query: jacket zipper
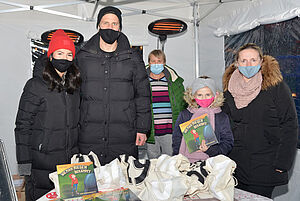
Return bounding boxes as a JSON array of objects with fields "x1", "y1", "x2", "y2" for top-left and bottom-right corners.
[{"x1": 64, "y1": 91, "x2": 70, "y2": 160}]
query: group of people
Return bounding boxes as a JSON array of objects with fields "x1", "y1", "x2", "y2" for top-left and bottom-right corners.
[{"x1": 14, "y1": 5, "x2": 298, "y2": 201}]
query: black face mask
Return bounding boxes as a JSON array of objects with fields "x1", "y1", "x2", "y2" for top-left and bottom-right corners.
[
  {"x1": 51, "y1": 58, "x2": 73, "y2": 73},
  {"x1": 99, "y1": 29, "x2": 120, "y2": 44}
]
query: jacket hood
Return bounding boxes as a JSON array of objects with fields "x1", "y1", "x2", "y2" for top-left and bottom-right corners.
[
  {"x1": 80, "y1": 31, "x2": 130, "y2": 55},
  {"x1": 32, "y1": 54, "x2": 47, "y2": 80},
  {"x1": 223, "y1": 55, "x2": 283, "y2": 91},
  {"x1": 210, "y1": 91, "x2": 224, "y2": 108}
]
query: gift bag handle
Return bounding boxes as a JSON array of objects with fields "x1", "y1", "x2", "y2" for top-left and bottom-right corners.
[
  {"x1": 70, "y1": 151, "x2": 101, "y2": 167},
  {"x1": 87, "y1": 151, "x2": 101, "y2": 168}
]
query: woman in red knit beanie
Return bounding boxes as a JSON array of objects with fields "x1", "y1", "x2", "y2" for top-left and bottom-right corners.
[{"x1": 15, "y1": 29, "x2": 81, "y2": 200}]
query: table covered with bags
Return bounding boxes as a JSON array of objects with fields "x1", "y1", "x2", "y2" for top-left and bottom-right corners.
[{"x1": 38, "y1": 153, "x2": 272, "y2": 201}]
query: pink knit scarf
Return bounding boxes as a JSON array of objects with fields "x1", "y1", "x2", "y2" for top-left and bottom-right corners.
[
  {"x1": 179, "y1": 106, "x2": 221, "y2": 163},
  {"x1": 228, "y1": 69, "x2": 262, "y2": 109}
]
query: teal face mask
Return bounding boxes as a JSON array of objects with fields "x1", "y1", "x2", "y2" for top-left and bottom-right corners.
[
  {"x1": 150, "y1": 64, "x2": 164, "y2": 75},
  {"x1": 238, "y1": 65, "x2": 261, "y2": 78}
]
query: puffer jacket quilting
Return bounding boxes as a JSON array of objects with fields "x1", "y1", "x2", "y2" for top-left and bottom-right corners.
[
  {"x1": 76, "y1": 32, "x2": 151, "y2": 165},
  {"x1": 15, "y1": 55, "x2": 80, "y2": 198}
]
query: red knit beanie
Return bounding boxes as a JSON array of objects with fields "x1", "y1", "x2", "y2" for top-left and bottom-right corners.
[{"x1": 47, "y1": 29, "x2": 75, "y2": 58}]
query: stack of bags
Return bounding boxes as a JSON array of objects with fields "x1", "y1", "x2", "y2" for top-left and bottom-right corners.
[{"x1": 49, "y1": 152, "x2": 237, "y2": 201}]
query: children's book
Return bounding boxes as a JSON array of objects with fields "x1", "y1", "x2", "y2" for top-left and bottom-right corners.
[
  {"x1": 57, "y1": 161, "x2": 98, "y2": 199},
  {"x1": 82, "y1": 188, "x2": 141, "y2": 201},
  {"x1": 179, "y1": 113, "x2": 218, "y2": 153}
]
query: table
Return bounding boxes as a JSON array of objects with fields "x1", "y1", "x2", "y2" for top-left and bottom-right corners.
[{"x1": 38, "y1": 187, "x2": 272, "y2": 201}]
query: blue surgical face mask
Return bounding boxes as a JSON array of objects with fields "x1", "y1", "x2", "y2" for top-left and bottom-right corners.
[
  {"x1": 238, "y1": 65, "x2": 261, "y2": 78},
  {"x1": 150, "y1": 64, "x2": 164, "y2": 75}
]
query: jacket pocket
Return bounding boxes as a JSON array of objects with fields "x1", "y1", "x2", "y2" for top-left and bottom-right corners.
[
  {"x1": 271, "y1": 168, "x2": 288, "y2": 184},
  {"x1": 35, "y1": 130, "x2": 49, "y2": 153}
]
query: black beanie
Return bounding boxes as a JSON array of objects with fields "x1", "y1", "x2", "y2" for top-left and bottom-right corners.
[{"x1": 96, "y1": 6, "x2": 122, "y2": 30}]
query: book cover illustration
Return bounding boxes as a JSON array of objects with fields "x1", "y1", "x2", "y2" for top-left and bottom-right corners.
[
  {"x1": 81, "y1": 188, "x2": 140, "y2": 201},
  {"x1": 57, "y1": 161, "x2": 98, "y2": 199},
  {"x1": 179, "y1": 114, "x2": 218, "y2": 153}
]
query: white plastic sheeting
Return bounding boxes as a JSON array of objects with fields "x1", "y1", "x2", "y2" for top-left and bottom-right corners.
[{"x1": 211, "y1": 0, "x2": 300, "y2": 36}]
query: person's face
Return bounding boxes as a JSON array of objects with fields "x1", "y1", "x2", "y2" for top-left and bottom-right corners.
[
  {"x1": 52, "y1": 49, "x2": 73, "y2": 61},
  {"x1": 237, "y1": 48, "x2": 262, "y2": 67},
  {"x1": 194, "y1": 87, "x2": 213, "y2": 100},
  {"x1": 98, "y1": 13, "x2": 120, "y2": 31},
  {"x1": 149, "y1": 54, "x2": 165, "y2": 65}
]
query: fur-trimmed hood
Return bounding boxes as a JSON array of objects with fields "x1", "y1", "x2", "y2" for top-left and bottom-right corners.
[
  {"x1": 210, "y1": 91, "x2": 224, "y2": 108},
  {"x1": 223, "y1": 55, "x2": 283, "y2": 91}
]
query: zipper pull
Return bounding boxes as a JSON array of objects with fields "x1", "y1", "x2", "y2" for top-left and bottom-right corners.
[{"x1": 38, "y1": 144, "x2": 42, "y2": 151}]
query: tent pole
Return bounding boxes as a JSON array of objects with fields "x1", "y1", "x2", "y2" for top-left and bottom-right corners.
[{"x1": 193, "y1": 2, "x2": 200, "y2": 78}]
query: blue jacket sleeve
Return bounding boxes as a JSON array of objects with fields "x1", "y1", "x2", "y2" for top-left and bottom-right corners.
[{"x1": 205, "y1": 112, "x2": 234, "y2": 157}]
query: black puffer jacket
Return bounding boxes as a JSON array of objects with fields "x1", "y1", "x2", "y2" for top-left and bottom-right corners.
[
  {"x1": 222, "y1": 55, "x2": 298, "y2": 186},
  {"x1": 15, "y1": 55, "x2": 80, "y2": 199},
  {"x1": 76, "y1": 32, "x2": 151, "y2": 165}
]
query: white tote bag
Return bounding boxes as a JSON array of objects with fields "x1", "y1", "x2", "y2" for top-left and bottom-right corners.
[
  {"x1": 70, "y1": 152, "x2": 127, "y2": 191},
  {"x1": 119, "y1": 154, "x2": 190, "y2": 201},
  {"x1": 204, "y1": 155, "x2": 237, "y2": 201},
  {"x1": 183, "y1": 155, "x2": 237, "y2": 201},
  {"x1": 96, "y1": 157, "x2": 127, "y2": 191},
  {"x1": 49, "y1": 151, "x2": 101, "y2": 197}
]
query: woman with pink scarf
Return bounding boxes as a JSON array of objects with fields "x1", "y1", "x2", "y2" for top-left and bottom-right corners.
[
  {"x1": 172, "y1": 76, "x2": 234, "y2": 163},
  {"x1": 222, "y1": 43, "x2": 298, "y2": 198}
]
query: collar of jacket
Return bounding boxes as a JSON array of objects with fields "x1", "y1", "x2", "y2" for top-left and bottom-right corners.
[
  {"x1": 33, "y1": 55, "x2": 68, "y2": 90},
  {"x1": 146, "y1": 64, "x2": 179, "y2": 82},
  {"x1": 80, "y1": 31, "x2": 131, "y2": 56},
  {"x1": 223, "y1": 55, "x2": 283, "y2": 91}
]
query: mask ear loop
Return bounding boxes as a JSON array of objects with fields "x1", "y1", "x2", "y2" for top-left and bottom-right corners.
[{"x1": 234, "y1": 61, "x2": 239, "y2": 69}]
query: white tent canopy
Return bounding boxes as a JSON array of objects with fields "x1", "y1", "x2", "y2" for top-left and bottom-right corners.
[
  {"x1": 0, "y1": 1, "x2": 299, "y2": 198},
  {"x1": 1, "y1": 0, "x2": 298, "y2": 83}
]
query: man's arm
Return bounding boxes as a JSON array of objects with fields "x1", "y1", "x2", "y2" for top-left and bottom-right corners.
[{"x1": 132, "y1": 50, "x2": 152, "y2": 141}]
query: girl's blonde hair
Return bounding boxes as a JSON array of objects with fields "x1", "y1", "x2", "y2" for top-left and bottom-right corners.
[{"x1": 183, "y1": 87, "x2": 198, "y2": 108}]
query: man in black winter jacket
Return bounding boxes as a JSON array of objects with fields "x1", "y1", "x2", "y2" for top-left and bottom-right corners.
[{"x1": 76, "y1": 6, "x2": 151, "y2": 165}]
